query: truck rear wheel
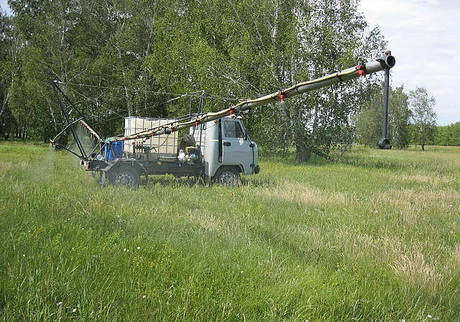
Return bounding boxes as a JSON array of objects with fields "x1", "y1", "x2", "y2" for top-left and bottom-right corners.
[
  {"x1": 213, "y1": 167, "x2": 240, "y2": 186},
  {"x1": 108, "y1": 166, "x2": 140, "y2": 188}
]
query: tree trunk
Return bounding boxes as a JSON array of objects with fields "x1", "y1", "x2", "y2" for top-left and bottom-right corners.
[{"x1": 295, "y1": 143, "x2": 311, "y2": 162}]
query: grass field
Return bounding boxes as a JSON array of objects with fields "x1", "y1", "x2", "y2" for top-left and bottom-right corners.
[{"x1": 1, "y1": 142, "x2": 458, "y2": 321}]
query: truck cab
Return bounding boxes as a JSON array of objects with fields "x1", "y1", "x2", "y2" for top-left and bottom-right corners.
[{"x1": 192, "y1": 117, "x2": 259, "y2": 183}]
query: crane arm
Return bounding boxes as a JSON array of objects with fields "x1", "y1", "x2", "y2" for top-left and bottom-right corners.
[{"x1": 105, "y1": 52, "x2": 395, "y2": 143}]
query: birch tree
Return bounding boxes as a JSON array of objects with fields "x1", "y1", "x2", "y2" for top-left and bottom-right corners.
[{"x1": 409, "y1": 87, "x2": 437, "y2": 151}]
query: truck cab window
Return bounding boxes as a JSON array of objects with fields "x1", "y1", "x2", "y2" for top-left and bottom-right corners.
[{"x1": 223, "y1": 121, "x2": 245, "y2": 139}]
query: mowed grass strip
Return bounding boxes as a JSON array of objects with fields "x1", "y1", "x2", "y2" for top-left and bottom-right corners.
[{"x1": 1, "y1": 142, "x2": 458, "y2": 321}]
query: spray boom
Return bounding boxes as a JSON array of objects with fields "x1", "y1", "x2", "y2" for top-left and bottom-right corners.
[
  {"x1": 52, "y1": 52, "x2": 395, "y2": 158},
  {"x1": 105, "y1": 52, "x2": 395, "y2": 143}
]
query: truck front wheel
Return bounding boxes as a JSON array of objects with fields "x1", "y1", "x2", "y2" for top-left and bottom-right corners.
[
  {"x1": 108, "y1": 166, "x2": 140, "y2": 188},
  {"x1": 213, "y1": 167, "x2": 240, "y2": 186}
]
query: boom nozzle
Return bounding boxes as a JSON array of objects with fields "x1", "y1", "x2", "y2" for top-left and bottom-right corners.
[{"x1": 378, "y1": 51, "x2": 396, "y2": 69}]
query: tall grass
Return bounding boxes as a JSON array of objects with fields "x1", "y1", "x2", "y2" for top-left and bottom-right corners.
[{"x1": 1, "y1": 142, "x2": 459, "y2": 321}]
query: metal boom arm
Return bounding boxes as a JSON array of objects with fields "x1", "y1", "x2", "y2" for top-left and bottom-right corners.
[{"x1": 106, "y1": 52, "x2": 395, "y2": 143}]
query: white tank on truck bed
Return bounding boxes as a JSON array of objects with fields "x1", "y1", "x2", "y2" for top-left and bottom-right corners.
[{"x1": 124, "y1": 117, "x2": 178, "y2": 157}]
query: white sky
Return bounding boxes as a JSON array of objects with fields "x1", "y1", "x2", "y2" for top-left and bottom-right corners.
[
  {"x1": 0, "y1": 0, "x2": 7, "y2": 14},
  {"x1": 1, "y1": 0, "x2": 458, "y2": 125},
  {"x1": 360, "y1": 0, "x2": 460, "y2": 125}
]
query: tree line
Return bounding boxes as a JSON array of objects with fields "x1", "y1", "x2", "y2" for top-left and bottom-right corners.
[
  {"x1": 0, "y1": 0, "x2": 453, "y2": 160},
  {"x1": 355, "y1": 85, "x2": 447, "y2": 150},
  {"x1": 431, "y1": 123, "x2": 460, "y2": 146}
]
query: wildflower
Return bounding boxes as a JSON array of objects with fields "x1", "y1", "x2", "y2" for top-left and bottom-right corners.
[
  {"x1": 137, "y1": 246, "x2": 141, "y2": 250},
  {"x1": 72, "y1": 308, "x2": 77, "y2": 313},
  {"x1": 56, "y1": 301, "x2": 63, "y2": 306}
]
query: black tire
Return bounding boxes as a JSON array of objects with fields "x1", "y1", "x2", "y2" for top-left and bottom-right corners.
[
  {"x1": 108, "y1": 166, "x2": 140, "y2": 188},
  {"x1": 213, "y1": 167, "x2": 240, "y2": 186}
]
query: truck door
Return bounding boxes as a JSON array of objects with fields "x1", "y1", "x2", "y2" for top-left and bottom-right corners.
[{"x1": 221, "y1": 119, "x2": 254, "y2": 173}]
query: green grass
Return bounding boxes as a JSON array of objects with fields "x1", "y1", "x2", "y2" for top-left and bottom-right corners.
[{"x1": 1, "y1": 142, "x2": 459, "y2": 321}]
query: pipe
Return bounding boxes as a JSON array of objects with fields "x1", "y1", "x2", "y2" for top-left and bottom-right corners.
[
  {"x1": 107, "y1": 52, "x2": 396, "y2": 143},
  {"x1": 378, "y1": 51, "x2": 394, "y2": 149}
]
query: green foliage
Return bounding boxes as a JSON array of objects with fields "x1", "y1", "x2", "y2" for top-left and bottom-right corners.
[
  {"x1": 2, "y1": 0, "x2": 390, "y2": 160},
  {"x1": 354, "y1": 84, "x2": 382, "y2": 146},
  {"x1": 409, "y1": 87, "x2": 437, "y2": 151},
  {"x1": 1, "y1": 143, "x2": 459, "y2": 320},
  {"x1": 0, "y1": 11, "x2": 15, "y2": 138},
  {"x1": 433, "y1": 122, "x2": 460, "y2": 146},
  {"x1": 389, "y1": 86, "x2": 410, "y2": 149},
  {"x1": 355, "y1": 84, "x2": 410, "y2": 149}
]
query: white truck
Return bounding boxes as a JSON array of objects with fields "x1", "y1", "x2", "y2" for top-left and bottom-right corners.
[
  {"x1": 51, "y1": 52, "x2": 395, "y2": 187},
  {"x1": 100, "y1": 115, "x2": 259, "y2": 186}
]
